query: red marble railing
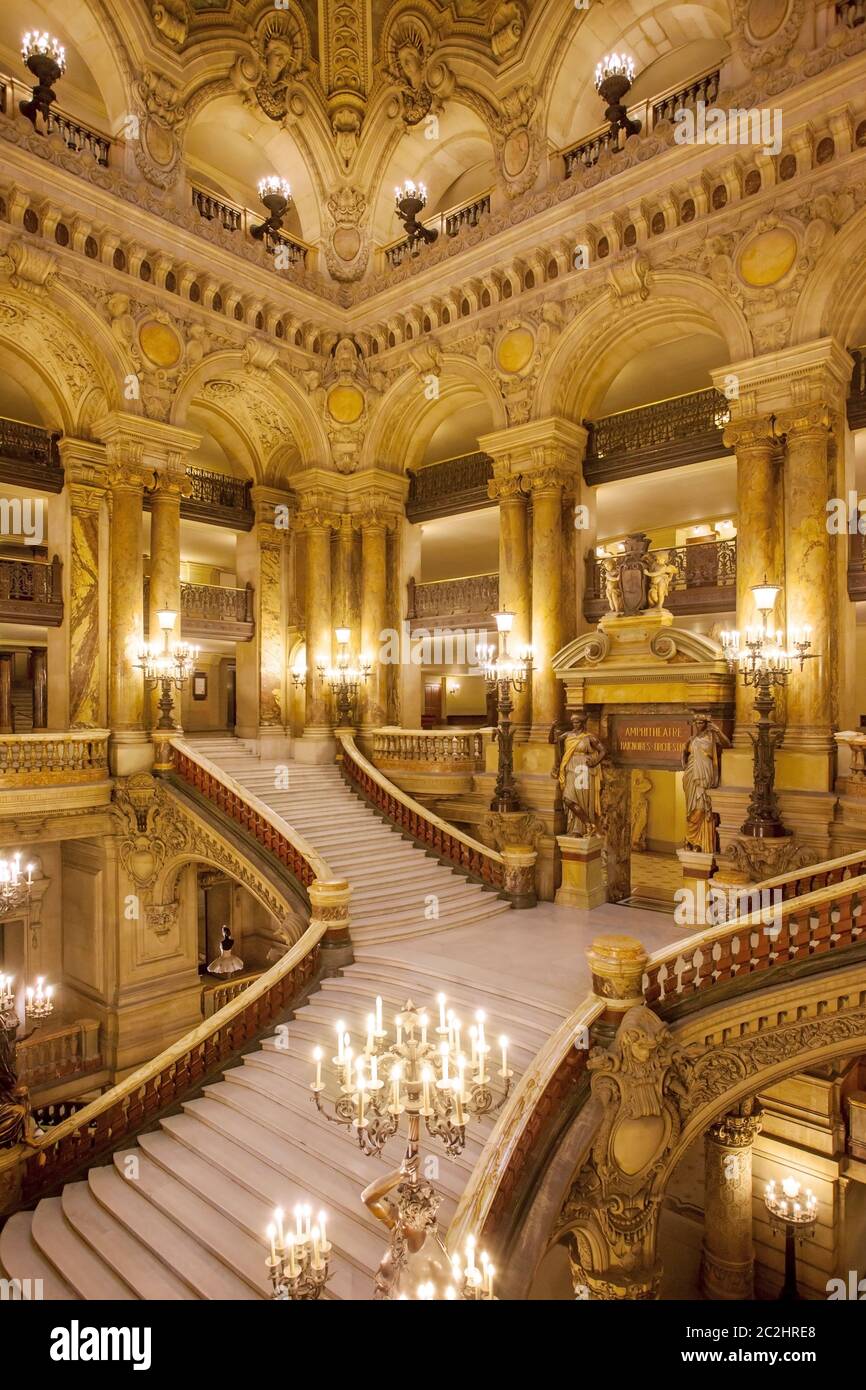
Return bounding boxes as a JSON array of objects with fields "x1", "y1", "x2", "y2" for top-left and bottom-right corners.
[
  {"x1": 338, "y1": 732, "x2": 505, "y2": 890},
  {"x1": 171, "y1": 743, "x2": 331, "y2": 888},
  {"x1": 644, "y1": 873, "x2": 866, "y2": 1006},
  {"x1": 21, "y1": 936, "x2": 320, "y2": 1202},
  {"x1": 752, "y1": 847, "x2": 866, "y2": 900}
]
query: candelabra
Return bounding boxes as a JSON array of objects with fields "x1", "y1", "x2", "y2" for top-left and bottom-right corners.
[
  {"x1": 25, "y1": 976, "x2": 54, "y2": 1022},
  {"x1": 311, "y1": 993, "x2": 509, "y2": 1298},
  {"x1": 135, "y1": 609, "x2": 199, "y2": 731},
  {"x1": 721, "y1": 580, "x2": 814, "y2": 838},
  {"x1": 594, "y1": 52, "x2": 641, "y2": 144},
  {"x1": 251, "y1": 176, "x2": 292, "y2": 248},
  {"x1": 394, "y1": 181, "x2": 438, "y2": 253},
  {"x1": 265, "y1": 1202, "x2": 332, "y2": 1300},
  {"x1": 764, "y1": 1176, "x2": 817, "y2": 1301},
  {"x1": 20, "y1": 31, "x2": 66, "y2": 125},
  {"x1": 0, "y1": 852, "x2": 34, "y2": 918},
  {"x1": 316, "y1": 625, "x2": 371, "y2": 727},
  {"x1": 480, "y1": 610, "x2": 533, "y2": 813}
]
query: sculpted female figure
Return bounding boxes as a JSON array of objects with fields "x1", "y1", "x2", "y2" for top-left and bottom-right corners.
[
  {"x1": 682, "y1": 714, "x2": 731, "y2": 853},
  {"x1": 550, "y1": 712, "x2": 607, "y2": 836}
]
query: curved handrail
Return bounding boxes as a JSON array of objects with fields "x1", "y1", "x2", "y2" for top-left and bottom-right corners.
[
  {"x1": 750, "y1": 847, "x2": 866, "y2": 897},
  {"x1": 20, "y1": 918, "x2": 326, "y2": 1197},
  {"x1": 337, "y1": 731, "x2": 505, "y2": 887},
  {"x1": 448, "y1": 995, "x2": 604, "y2": 1250},
  {"x1": 170, "y1": 736, "x2": 335, "y2": 886}
]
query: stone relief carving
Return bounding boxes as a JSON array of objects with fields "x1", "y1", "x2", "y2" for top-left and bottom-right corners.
[
  {"x1": 488, "y1": 82, "x2": 542, "y2": 199},
  {"x1": 151, "y1": 0, "x2": 189, "y2": 48},
  {"x1": 133, "y1": 69, "x2": 188, "y2": 189},
  {"x1": 300, "y1": 335, "x2": 387, "y2": 473},
  {"x1": 229, "y1": 8, "x2": 310, "y2": 123},
  {"x1": 324, "y1": 187, "x2": 370, "y2": 283},
  {"x1": 384, "y1": 13, "x2": 455, "y2": 127}
]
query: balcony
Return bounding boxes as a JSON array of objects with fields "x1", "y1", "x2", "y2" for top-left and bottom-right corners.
[
  {"x1": 0, "y1": 72, "x2": 110, "y2": 166},
  {"x1": 189, "y1": 184, "x2": 311, "y2": 268},
  {"x1": 0, "y1": 729, "x2": 109, "y2": 790},
  {"x1": 16, "y1": 1017, "x2": 103, "y2": 1095},
  {"x1": 407, "y1": 572, "x2": 499, "y2": 630},
  {"x1": 584, "y1": 537, "x2": 737, "y2": 620},
  {"x1": 584, "y1": 388, "x2": 733, "y2": 486},
  {"x1": 406, "y1": 452, "x2": 494, "y2": 522},
  {"x1": 145, "y1": 466, "x2": 254, "y2": 531},
  {"x1": 0, "y1": 554, "x2": 63, "y2": 625},
  {"x1": 0, "y1": 417, "x2": 63, "y2": 492},
  {"x1": 562, "y1": 67, "x2": 721, "y2": 178},
  {"x1": 144, "y1": 578, "x2": 255, "y2": 642},
  {"x1": 381, "y1": 190, "x2": 493, "y2": 269}
]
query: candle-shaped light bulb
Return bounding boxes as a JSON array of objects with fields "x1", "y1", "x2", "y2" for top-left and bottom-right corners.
[
  {"x1": 313, "y1": 1046, "x2": 323, "y2": 1091},
  {"x1": 440, "y1": 1040, "x2": 450, "y2": 1086},
  {"x1": 274, "y1": 1207, "x2": 285, "y2": 1249},
  {"x1": 267, "y1": 1222, "x2": 277, "y2": 1264},
  {"x1": 375, "y1": 995, "x2": 383, "y2": 1034},
  {"x1": 319, "y1": 1210, "x2": 329, "y2": 1251},
  {"x1": 419, "y1": 1011, "x2": 428, "y2": 1045},
  {"x1": 499, "y1": 1034, "x2": 509, "y2": 1077},
  {"x1": 336, "y1": 1021, "x2": 345, "y2": 1062},
  {"x1": 365, "y1": 1013, "x2": 375, "y2": 1055},
  {"x1": 437, "y1": 992, "x2": 447, "y2": 1031}
]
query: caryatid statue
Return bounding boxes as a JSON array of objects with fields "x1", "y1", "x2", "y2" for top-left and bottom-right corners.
[
  {"x1": 549, "y1": 712, "x2": 607, "y2": 837},
  {"x1": 681, "y1": 713, "x2": 731, "y2": 854}
]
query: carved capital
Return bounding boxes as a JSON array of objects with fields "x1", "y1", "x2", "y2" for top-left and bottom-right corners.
[
  {"x1": 706, "y1": 1098, "x2": 763, "y2": 1149},
  {"x1": 722, "y1": 415, "x2": 777, "y2": 454},
  {"x1": 292, "y1": 507, "x2": 342, "y2": 534},
  {"x1": 774, "y1": 403, "x2": 832, "y2": 442},
  {"x1": 487, "y1": 473, "x2": 526, "y2": 503}
]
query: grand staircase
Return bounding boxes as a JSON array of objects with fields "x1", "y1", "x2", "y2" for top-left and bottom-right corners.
[{"x1": 0, "y1": 735, "x2": 569, "y2": 1300}]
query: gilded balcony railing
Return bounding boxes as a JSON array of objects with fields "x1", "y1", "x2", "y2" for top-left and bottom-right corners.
[
  {"x1": 0, "y1": 555, "x2": 63, "y2": 625},
  {"x1": 143, "y1": 578, "x2": 254, "y2": 639},
  {"x1": 406, "y1": 451, "x2": 494, "y2": 521},
  {"x1": 584, "y1": 537, "x2": 736, "y2": 618},
  {"x1": 585, "y1": 387, "x2": 733, "y2": 483},
  {"x1": 407, "y1": 573, "x2": 499, "y2": 623},
  {"x1": 0, "y1": 730, "x2": 109, "y2": 785}
]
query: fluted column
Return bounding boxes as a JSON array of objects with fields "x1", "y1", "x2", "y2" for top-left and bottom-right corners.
[
  {"x1": 723, "y1": 417, "x2": 785, "y2": 734},
  {"x1": 776, "y1": 404, "x2": 836, "y2": 758},
  {"x1": 489, "y1": 471, "x2": 531, "y2": 732},
  {"x1": 148, "y1": 467, "x2": 187, "y2": 729},
  {"x1": 700, "y1": 1101, "x2": 762, "y2": 1300},
  {"x1": 357, "y1": 502, "x2": 396, "y2": 731}
]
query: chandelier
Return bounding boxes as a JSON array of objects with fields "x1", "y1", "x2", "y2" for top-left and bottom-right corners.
[
  {"x1": 20, "y1": 31, "x2": 66, "y2": 125},
  {"x1": 479, "y1": 610, "x2": 533, "y2": 813},
  {"x1": 394, "y1": 180, "x2": 438, "y2": 253},
  {"x1": 594, "y1": 52, "x2": 641, "y2": 144},
  {"x1": 25, "y1": 976, "x2": 54, "y2": 1021},
  {"x1": 251, "y1": 176, "x2": 292, "y2": 249},
  {"x1": 764, "y1": 1175, "x2": 817, "y2": 1300},
  {"x1": 266, "y1": 1202, "x2": 332, "y2": 1300},
  {"x1": 311, "y1": 993, "x2": 509, "y2": 1299},
  {"x1": 135, "y1": 610, "x2": 199, "y2": 730},
  {"x1": 720, "y1": 579, "x2": 814, "y2": 838},
  {"x1": 316, "y1": 625, "x2": 371, "y2": 726},
  {"x1": 0, "y1": 853, "x2": 35, "y2": 917}
]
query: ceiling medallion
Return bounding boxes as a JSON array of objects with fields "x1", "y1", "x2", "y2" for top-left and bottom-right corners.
[
  {"x1": 138, "y1": 319, "x2": 183, "y2": 369},
  {"x1": 737, "y1": 226, "x2": 798, "y2": 287},
  {"x1": 496, "y1": 326, "x2": 535, "y2": 374}
]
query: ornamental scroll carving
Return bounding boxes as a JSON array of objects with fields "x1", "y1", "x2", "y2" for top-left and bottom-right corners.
[{"x1": 229, "y1": 7, "x2": 310, "y2": 123}]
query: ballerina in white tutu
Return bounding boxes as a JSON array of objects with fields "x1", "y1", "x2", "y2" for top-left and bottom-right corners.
[{"x1": 207, "y1": 925, "x2": 244, "y2": 976}]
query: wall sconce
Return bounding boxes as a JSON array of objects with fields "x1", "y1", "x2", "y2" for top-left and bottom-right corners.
[{"x1": 20, "y1": 31, "x2": 66, "y2": 125}]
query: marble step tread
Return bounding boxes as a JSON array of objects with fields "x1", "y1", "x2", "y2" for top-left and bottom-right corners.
[
  {"x1": 351, "y1": 951, "x2": 568, "y2": 1026},
  {"x1": 0, "y1": 1214, "x2": 78, "y2": 1299},
  {"x1": 62, "y1": 1182, "x2": 198, "y2": 1301},
  {"x1": 94, "y1": 1156, "x2": 267, "y2": 1299},
  {"x1": 143, "y1": 1117, "x2": 383, "y2": 1278},
  {"x1": 334, "y1": 961, "x2": 560, "y2": 1031},
  {"x1": 31, "y1": 1197, "x2": 137, "y2": 1301}
]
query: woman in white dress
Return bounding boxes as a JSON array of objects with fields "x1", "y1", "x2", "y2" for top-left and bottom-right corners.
[{"x1": 207, "y1": 925, "x2": 244, "y2": 976}]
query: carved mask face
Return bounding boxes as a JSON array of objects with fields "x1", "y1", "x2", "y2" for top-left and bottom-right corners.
[{"x1": 398, "y1": 43, "x2": 424, "y2": 88}]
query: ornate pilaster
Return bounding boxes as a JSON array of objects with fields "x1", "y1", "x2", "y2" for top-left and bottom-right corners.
[
  {"x1": 293, "y1": 503, "x2": 341, "y2": 758},
  {"x1": 488, "y1": 468, "x2": 531, "y2": 733},
  {"x1": 355, "y1": 499, "x2": 398, "y2": 732},
  {"x1": 700, "y1": 1100, "x2": 763, "y2": 1301},
  {"x1": 58, "y1": 439, "x2": 109, "y2": 731}
]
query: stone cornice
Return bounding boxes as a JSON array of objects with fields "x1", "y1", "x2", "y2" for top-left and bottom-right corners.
[
  {"x1": 712, "y1": 338, "x2": 854, "y2": 418},
  {"x1": 94, "y1": 411, "x2": 201, "y2": 466}
]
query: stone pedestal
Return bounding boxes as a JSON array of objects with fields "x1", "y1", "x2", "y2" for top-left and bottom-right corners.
[
  {"x1": 676, "y1": 847, "x2": 716, "y2": 924},
  {"x1": 586, "y1": 934, "x2": 648, "y2": 1013},
  {"x1": 556, "y1": 833, "x2": 605, "y2": 909},
  {"x1": 309, "y1": 878, "x2": 353, "y2": 969},
  {"x1": 700, "y1": 1101, "x2": 763, "y2": 1300},
  {"x1": 501, "y1": 844, "x2": 538, "y2": 909}
]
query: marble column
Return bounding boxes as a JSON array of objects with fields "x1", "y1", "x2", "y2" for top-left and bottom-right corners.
[
  {"x1": 107, "y1": 457, "x2": 155, "y2": 773},
  {"x1": 30, "y1": 648, "x2": 47, "y2": 729},
  {"x1": 358, "y1": 505, "x2": 393, "y2": 731},
  {"x1": 293, "y1": 508, "x2": 339, "y2": 760},
  {"x1": 490, "y1": 472, "x2": 531, "y2": 732},
  {"x1": 776, "y1": 405, "x2": 836, "y2": 758},
  {"x1": 700, "y1": 1101, "x2": 762, "y2": 1300},
  {"x1": 148, "y1": 468, "x2": 186, "y2": 728},
  {"x1": 723, "y1": 417, "x2": 785, "y2": 734},
  {"x1": 56, "y1": 441, "x2": 109, "y2": 731},
  {"x1": 0, "y1": 654, "x2": 12, "y2": 733},
  {"x1": 528, "y1": 470, "x2": 568, "y2": 737}
]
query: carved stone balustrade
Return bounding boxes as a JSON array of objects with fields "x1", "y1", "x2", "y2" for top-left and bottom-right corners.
[
  {"x1": 584, "y1": 387, "x2": 733, "y2": 485},
  {"x1": 0, "y1": 555, "x2": 63, "y2": 625},
  {"x1": 563, "y1": 66, "x2": 721, "y2": 178},
  {"x1": 383, "y1": 190, "x2": 493, "y2": 266},
  {"x1": 16, "y1": 1018, "x2": 102, "y2": 1091},
  {"x1": 406, "y1": 452, "x2": 494, "y2": 522},
  {"x1": 836, "y1": 731, "x2": 866, "y2": 797},
  {"x1": 407, "y1": 572, "x2": 499, "y2": 630},
  {"x1": 373, "y1": 727, "x2": 489, "y2": 770},
  {"x1": 144, "y1": 578, "x2": 255, "y2": 641},
  {"x1": 0, "y1": 730, "x2": 109, "y2": 787},
  {"x1": 585, "y1": 538, "x2": 736, "y2": 619},
  {"x1": 201, "y1": 970, "x2": 264, "y2": 1019}
]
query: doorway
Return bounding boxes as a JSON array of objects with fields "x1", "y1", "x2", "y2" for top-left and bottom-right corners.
[{"x1": 627, "y1": 766, "x2": 684, "y2": 909}]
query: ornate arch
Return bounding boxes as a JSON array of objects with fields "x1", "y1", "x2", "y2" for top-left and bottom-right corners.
[
  {"x1": 791, "y1": 200, "x2": 866, "y2": 348},
  {"x1": 535, "y1": 271, "x2": 752, "y2": 423},
  {"x1": 361, "y1": 351, "x2": 507, "y2": 472}
]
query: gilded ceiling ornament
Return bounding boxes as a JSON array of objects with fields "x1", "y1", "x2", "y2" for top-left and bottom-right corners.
[
  {"x1": 133, "y1": 69, "x2": 188, "y2": 190},
  {"x1": 488, "y1": 82, "x2": 541, "y2": 198},
  {"x1": 301, "y1": 335, "x2": 386, "y2": 473},
  {"x1": 384, "y1": 13, "x2": 455, "y2": 127},
  {"x1": 322, "y1": 0, "x2": 371, "y2": 167},
  {"x1": 731, "y1": 0, "x2": 808, "y2": 70},
  {"x1": 151, "y1": 0, "x2": 189, "y2": 48},
  {"x1": 229, "y1": 8, "x2": 309, "y2": 123},
  {"x1": 487, "y1": 0, "x2": 526, "y2": 61},
  {"x1": 324, "y1": 186, "x2": 370, "y2": 282}
]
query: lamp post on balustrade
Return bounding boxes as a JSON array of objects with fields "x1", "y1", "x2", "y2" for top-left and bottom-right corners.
[{"x1": 480, "y1": 610, "x2": 533, "y2": 813}]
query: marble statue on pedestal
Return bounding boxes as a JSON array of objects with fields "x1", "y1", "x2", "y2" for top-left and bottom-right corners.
[
  {"x1": 549, "y1": 713, "x2": 607, "y2": 835},
  {"x1": 682, "y1": 714, "x2": 731, "y2": 853}
]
